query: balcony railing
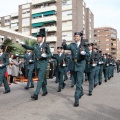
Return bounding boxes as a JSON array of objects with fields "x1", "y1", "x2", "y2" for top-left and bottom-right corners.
[
  {"x1": 32, "y1": 0, "x2": 57, "y2": 5},
  {"x1": 32, "y1": 6, "x2": 57, "y2": 14}
]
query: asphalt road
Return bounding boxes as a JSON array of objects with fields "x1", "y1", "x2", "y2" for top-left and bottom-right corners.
[{"x1": 0, "y1": 72, "x2": 120, "y2": 120}]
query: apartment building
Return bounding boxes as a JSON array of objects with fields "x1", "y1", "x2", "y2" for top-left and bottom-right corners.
[
  {"x1": 117, "y1": 38, "x2": 120, "y2": 60},
  {"x1": 0, "y1": 0, "x2": 94, "y2": 52},
  {"x1": 94, "y1": 27, "x2": 117, "y2": 59}
]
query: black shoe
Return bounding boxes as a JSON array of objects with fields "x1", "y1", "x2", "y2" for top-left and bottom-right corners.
[
  {"x1": 31, "y1": 94, "x2": 38, "y2": 100},
  {"x1": 88, "y1": 92, "x2": 92, "y2": 96},
  {"x1": 29, "y1": 86, "x2": 34, "y2": 88},
  {"x1": 105, "y1": 80, "x2": 107, "y2": 82},
  {"x1": 99, "y1": 82, "x2": 101, "y2": 85},
  {"x1": 3, "y1": 90, "x2": 10, "y2": 94},
  {"x1": 62, "y1": 83, "x2": 66, "y2": 89},
  {"x1": 79, "y1": 93, "x2": 84, "y2": 99},
  {"x1": 74, "y1": 103, "x2": 79, "y2": 107},
  {"x1": 71, "y1": 85, "x2": 74, "y2": 88},
  {"x1": 24, "y1": 86, "x2": 29, "y2": 90},
  {"x1": 94, "y1": 84, "x2": 97, "y2": 88},
  {"x1": 55, "y1": 81, "x2": 58, "y2": 83},
  {"x1": 42, "y1": 92, "x2": 48, "y2": 96},
  {"x1": 108, "y1": 77, "x2": 110, "y2": 80},
  {"x1": 57, "y1": 89, "x2": 61, "y2": 92}
]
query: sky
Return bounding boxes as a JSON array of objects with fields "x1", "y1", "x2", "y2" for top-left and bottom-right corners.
[{"x1": 0, "y1": 0, "x2": 120, "y2": 38}]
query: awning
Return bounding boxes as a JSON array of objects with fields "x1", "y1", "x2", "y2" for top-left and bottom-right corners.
[
  {"x1": 43, "y1": 20, "x2": 56, "y2": 24},
  {"x1": 32, "y1": 13, "x2": 42, "y2": 18},
  {"x1": 32, "y1": 22, "x2": 43, "y2": 28},
  {"x1": 32, "y1": 33, "x2": 37, "y2": 37},
  {"x1": 43, "y1": 10, "x2": 55, "y2": 16}
]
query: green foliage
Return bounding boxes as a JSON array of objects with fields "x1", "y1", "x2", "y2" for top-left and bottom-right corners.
[{"x1": 2, "y1": 38, "x2": 37, "y2": 55}]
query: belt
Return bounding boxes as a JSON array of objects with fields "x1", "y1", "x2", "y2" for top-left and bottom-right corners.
[
  {"x1": 72, "y1": 59, "x2": 82, "y2": 63},
  {"x1": 36, "y1": 58, "x2": 47, "y2": 61}
]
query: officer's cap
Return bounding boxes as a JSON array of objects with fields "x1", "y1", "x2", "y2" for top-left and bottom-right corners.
[
  {"x1": 57, "y1": 46, "x2": 63, "y2": 49},
  {"x1": 87, "y1": 43, "x2": 93, "y2": 47},
  {"x1": 37, "y1": 28, "x2": 46, "y2": 38},
  {"x1": 74, "y1": 31, "x2": 83, "y2": 36}
]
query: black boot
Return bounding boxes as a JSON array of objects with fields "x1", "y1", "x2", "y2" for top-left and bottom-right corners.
[
  {"x1": 42, "y1": 92, "x2": 48, "y2": 96},
  {"x1": 31, "y1": 94, "x2": 38, "y2": 100}
]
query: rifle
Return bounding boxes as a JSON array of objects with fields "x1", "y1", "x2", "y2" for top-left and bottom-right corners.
[
  {"x1": 40, "y1": 28, "x2": 48, "y2": 53},
  {"x1": 80, "y1": 31, "x2": 84, "y2": 51}
]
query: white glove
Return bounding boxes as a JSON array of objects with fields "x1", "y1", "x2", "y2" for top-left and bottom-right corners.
[
  {"x1": 20, "y1": 41, "x2": 25, "y2": 45},
  {"x1": 107, "y1": 64, "x2": 109, "y2": 66},
  {"x1": 102, "y1": 61, "x2": 104, "y2": 64},
  {"x1": 99, "y1": 61, "x2": 102, "y2": 64},
  {"x1": 81, "y1": 51, "x2": 86, "y2": 55},
  {"x1": 41, "y1": 53, "x2": 47, "y2": 58},
  {"x1": 63, "y1": 64, "x2": 66, "y2": 67},
  {"x1": 16, "y1": 54, "x2": 19, "y2": 56},
  {"x1": 92, "y1": 63, "x2": 97, "y2": 67},
  {"x1": 0, "y1": 64, "x2": 3, "y2": 67},
  {"x1": 29, "y1": 60, "x2": 33, "y2": 62}
]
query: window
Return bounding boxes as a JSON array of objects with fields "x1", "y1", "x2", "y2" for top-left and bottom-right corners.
[
  {"x1": 5, "y1": 19, "x2": 10, "y2": 23},
  {"x1": 11, "y1": 23, "x2": 18, "y2": 27},
  {"x1": 22, "y1": 27, "x2": 29, "y2": 32},
  {"x1": 62, "y1": 10, "x2": 72, "y2": 17},
  {"x1": 22, "y1": 18, "x2": 30, "y2": 24},
  {"x1": 106, "y1": 44, "x2": 109, "y2": 46},
  {"x1": 106, "y1": 48, "x2": 109, "y2": 51},
  {"x1": 62, "y1": 31, "x2": 72, "y2": 40},
  {"x1": 62, "y1": 0, "x2": 72, "y2": 6}
]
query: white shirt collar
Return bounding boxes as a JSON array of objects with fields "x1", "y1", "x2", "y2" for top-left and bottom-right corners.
[
  {"x1": 76, "y1": 41, "x2": 81, "y2": 47},
  {"x1": 38, "y1": 41, "x2": 44, "y2": 46}
]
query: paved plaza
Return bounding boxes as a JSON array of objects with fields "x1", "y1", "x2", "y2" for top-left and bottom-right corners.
[{"x1": 0, "y1": 72, "x2": 120, "y2": 120}]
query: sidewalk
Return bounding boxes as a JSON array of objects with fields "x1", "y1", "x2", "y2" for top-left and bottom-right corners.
[{"x1": 0, "y1": 72, "x2": 120, "y2": 120}]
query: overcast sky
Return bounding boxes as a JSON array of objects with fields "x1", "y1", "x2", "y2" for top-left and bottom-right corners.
[{"x1": 0, "y1": 0, "x2": 120, "y2": 38}]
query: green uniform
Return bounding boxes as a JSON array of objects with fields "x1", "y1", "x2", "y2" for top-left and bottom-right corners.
[
  {"x1": 98, "y1": 54, "x2": 104, "y2": 84},
  {"x1": 0, "y1": 53, "x2": 10, "y2": 92},
  {"x1": 103, "y1": 57, "x2": 109, "y2": 81},
  {"x1": 22, "y1": 43, "x2": 52, "y2": 95},
  {"x1": 63, "y1": 43, "x2": 87, "y2": 104},
  {"x1": 18, "y1": 53, "x2": 35, "y2": 87},
  {"x1": 86, "y1": 51, "x2": 98, "y2": 94},
  {"x1": 52, "y1": 53, "x2": 67, "y2": 91}
]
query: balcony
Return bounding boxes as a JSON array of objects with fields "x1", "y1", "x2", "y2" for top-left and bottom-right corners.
[
  {"x1": 11, "y1": 12, "x2": 18, "y2": 17},
  {"x1": 32, "y1": 6, "x2": 57, "y2": 14},
  {"x1": 32, "y1": 16, "x2": 57, "y2": 24},
  {"x1": 22, "y1": 13, "x2": 30, "y2": 18},
  {"x1": 62, "y1": 5, "x2": 72, "y2": 11},
  {"x1": 11, "y1": 19, "x2": 18, "y2": 24},
  {"x1": 22, "y1": 22, "x2": 30, "y2": 27},
  {"x1": 32, "y1": 0, "x2": 57, "y2": 5},
  {"x1": 62, "y1": 26, "x2": 72, "y2": 31},
  {"x1": 111, "y1": 45, "x2": 116, "y2": 49},
  {"x1": 32, "y1": 26, "x2": 57, "y2": 33},
  {"x1": 47, "y1": 36, "x2": 57, "y2": 42},
  {"x1": 62, "y1": 16, "x2": 72, "y2": 21},
  {"x1": 11, "y1": 26, "x2": 18, "y2": 30}
]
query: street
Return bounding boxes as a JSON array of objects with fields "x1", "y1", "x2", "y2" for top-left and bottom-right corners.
[{"x1": 0, "y1": 72, "x2": 120, "y2": 120}]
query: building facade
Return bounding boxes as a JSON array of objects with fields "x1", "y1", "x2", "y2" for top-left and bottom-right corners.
[
  {"x1": 117, "y1": 38, "x2": 120, "y2": 60},
  {"x1": 0, "y1": 0, "x2": 94, "y2": 52},
  {"x1": 94, "y1": 27, "x2": 117, "y2": 59}
]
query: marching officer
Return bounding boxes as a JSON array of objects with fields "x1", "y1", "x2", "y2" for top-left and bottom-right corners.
[
  {"x1": 16, "y1": 50, "x2": 35, "y2": 90},
  {"x1": 98, "y1": 50, "x2": 104, "y2": 85},
  {"x1": 86, "y1": 43, "x2": 98, "y2": 96},
  {"x1": 52, "y1": 46, "x2": 66, "y2": 92},
  {"x1": 0, "y1": 45, "x2": 10, "y2": 94},
  {"x1": 62, "y1": 32, "x2": 87, "y2": 107},
  {"x1": 17, "y1": 31, "x2": 52, "y2": 100}
]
